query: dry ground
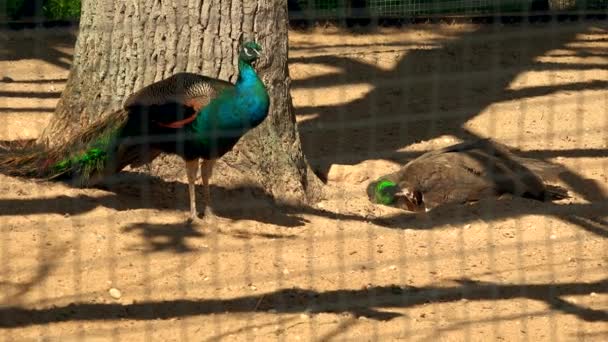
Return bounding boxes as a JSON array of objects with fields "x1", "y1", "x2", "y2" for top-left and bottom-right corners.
[{"x1": 1, "y1": 21, "x2": 607, "y2": 341}]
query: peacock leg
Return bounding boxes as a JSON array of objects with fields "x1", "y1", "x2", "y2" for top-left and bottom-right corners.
[
  {"x1": 185, "y1": 159, "x2": 199, "y2": 221},
  {"x1": 200, "y1": 158, "x2": 217, "y2": 218}
]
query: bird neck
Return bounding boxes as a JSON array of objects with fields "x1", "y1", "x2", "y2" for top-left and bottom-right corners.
[
  {"x1": 234, "y1": 58, "x2": 269, "y2": 126},
  {"x1": 236, "y1": 59, "x2": 261, "y2": 88}
]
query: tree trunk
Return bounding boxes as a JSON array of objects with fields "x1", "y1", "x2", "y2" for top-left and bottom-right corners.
[{"x1": 37, "y1": 0, "x2": 323, "y2": 204}]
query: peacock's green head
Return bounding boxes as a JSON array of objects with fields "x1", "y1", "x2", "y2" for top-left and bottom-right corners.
[
  {"x1": 367, "y1": 179, "x2": 400, "y2": 205},
  {"x1": 239, "y1": 41, "x2": 262, "y2": 64},
  {"x1": 366, "y1": 178, "x2": 425, "y2": 212}
]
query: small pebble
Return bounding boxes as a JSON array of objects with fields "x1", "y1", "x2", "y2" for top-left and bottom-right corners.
[
  {"x1": 108, "y1": 288, "x2": 122, "y2": 299},
  {"x1": 1, "y1": 76, "x2": 14, "y2": 82},
  {"x1": 549, "y1": 234, "x2": 557, "y2": 240},
  {"x1": 358, "y1": 316, "x2": 367, "y2": 320},
  {"x1": 299, "y1": 313, "x2": 310, "y2": 319},
  {"x1": 464, "y1": 224, "x2": 471, "y2": 229},
  {"x1": 282, "y1": 268, "x2": 290, "y2": 275},
  {"x1": 590, "y1": 292, "x2": 597, "y2": 297},
  {"x1": 388, "y1": 265, "x2": 397, "y2": 271},
  {"x1": 267, "y1": 309, "x2": 277, "y2": 313}
]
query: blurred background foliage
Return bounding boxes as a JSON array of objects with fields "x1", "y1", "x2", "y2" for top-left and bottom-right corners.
[{"x1": 1, "y1": 0, "x2": 81, "y2": 20}]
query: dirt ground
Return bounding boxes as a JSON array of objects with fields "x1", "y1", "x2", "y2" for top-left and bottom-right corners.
[{"x1": 1, "y1": 21, "x2": 607, "y2": 341}]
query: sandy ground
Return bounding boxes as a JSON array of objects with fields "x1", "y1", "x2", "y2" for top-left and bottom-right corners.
[{"x1": 1, "y1": 21, "x2": 607, "y2": 341}]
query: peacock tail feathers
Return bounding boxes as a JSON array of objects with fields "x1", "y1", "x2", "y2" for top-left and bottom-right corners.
[{"x1": 0, "y1": 109, "x2": 129, "y2": 186}]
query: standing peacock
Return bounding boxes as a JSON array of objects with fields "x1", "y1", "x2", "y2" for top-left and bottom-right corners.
[
  {"x1": 0, "y1": 41, "x2": 270, "y2": 221},
  {"x1": 367, "y1": 139, "x2": 569, "y2": 212}
]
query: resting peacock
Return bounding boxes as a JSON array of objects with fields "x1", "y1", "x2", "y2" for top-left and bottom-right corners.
[
  {"x1": 0, "y1": 41, "x2": 270, "y2": 221},
  {"x1": 367, "y1": 139, "x2": 569, "y2": 212}
]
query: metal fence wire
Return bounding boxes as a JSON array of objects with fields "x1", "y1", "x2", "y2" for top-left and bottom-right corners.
[
  {"x1": 0, "y1": 2, "x2": 607, "y2": 342},
  {"x1": 289, "y1": 0, "x2": 608, "y2": 18}
]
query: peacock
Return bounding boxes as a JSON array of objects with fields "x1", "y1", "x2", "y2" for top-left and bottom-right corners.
[
  {"x1": 367, "y1": 139, "x2": 569, "y2": 212},
  {"x1": 0, "y1": 41, "x2": 270, "y2": 221}
]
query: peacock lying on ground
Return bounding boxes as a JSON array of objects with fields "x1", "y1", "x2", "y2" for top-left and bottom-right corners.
[
  {"x1": 367, "y1": 139, "x2": 569, "y2": 212},
  {"x1": 0, "y1": 41, "x2": 270, "y2": 221}
]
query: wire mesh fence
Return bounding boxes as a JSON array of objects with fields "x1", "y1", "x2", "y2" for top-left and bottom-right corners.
[
  {"x1": 289, "y1": 0, "x2": 608, "y2": 19},
  {"x1": 0, "y1": 1, "x2": 607, "y2": 341}
]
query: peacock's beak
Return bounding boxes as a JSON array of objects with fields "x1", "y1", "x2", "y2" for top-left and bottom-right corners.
[
  {"x1": 393, "y1": 189, "x2": 426, "y2": 212},
  {"x1": 393, "y1": 191, "x2": 407, "y2": 202}
]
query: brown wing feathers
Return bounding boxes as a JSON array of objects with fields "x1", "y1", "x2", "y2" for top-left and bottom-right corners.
[
  {"x1": 123, "y1": 72, "x2": 232, "y2": 129},
  {"x1": 375, "y1": 139, "x2": 569, "y2": 211}
]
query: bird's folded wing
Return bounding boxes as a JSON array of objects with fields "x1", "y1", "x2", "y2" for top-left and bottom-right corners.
[{"x1": 123, "y1": 72, "x2": 233, "y2": 129}]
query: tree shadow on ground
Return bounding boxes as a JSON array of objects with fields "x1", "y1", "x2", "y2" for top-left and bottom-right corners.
[
  {"x1": 120, "y1": 219, "x2": 299, "y2": 255},
  {"x1": 371, "y1": 196, "x2": 608, "y2": 238},
  {"x1": 0, "y1": 168, "x2": 606, "y2": 242},
  {"x1": 0, "y1": 172, "x2": 310, "y2": 228},
  {"x1": 0, "y1": 28, "x2": 76, "y2": 70},
  {"x1": 0, "y1": 28, "x2": 74, "y2": 117},
  {"x1": 0, "y1": 245, "x2": 66, "y2": 306},
  {"x1": 291, "y1": 20, "x2": 608, "y2": 205},
  {"x1": 0, "y1": 172, "x2": 307, "y2": 254},
  {"x1": 122, "y1": 221, "x2": 206, "y2": 254},
  {"x1": 0, "y1": 107, "x2": 56, "y2": 113},
  {"x1": 0, "y1": 277, "x2": 605, "y2": 328}
]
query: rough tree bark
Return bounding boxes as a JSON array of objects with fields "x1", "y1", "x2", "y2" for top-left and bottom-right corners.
[{"x1": 37, "y1": 0, "x2": 323, "y2": 204}]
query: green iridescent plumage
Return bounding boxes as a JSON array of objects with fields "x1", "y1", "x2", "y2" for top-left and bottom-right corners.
[
  {"x1": 52, "y1": 147, "x2": 106, "y2": 179},
  {"x1": 0, "y1": 107, "x2": 127, "y2": 185},
  {"x1": 373, "y1": 179, "x2": 398, "y2": 205}
]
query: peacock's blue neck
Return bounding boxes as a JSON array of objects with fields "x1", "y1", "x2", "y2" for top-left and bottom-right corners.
[
  {"x1": 190, "y1": 58, "x2": 269, "y2": 139},
  {"x1": 235, "y1": 58, "x2": 269, "y2": 124},
  {"x1": 236, "y1": 59, "x2": 261, "y2": 88}
]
